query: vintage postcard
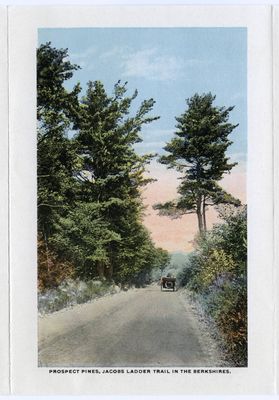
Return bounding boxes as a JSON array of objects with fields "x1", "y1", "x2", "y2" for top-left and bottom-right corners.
[
  {"x1": 7, "y1": 5, "x2": 275, "y2": 395},
  {"x1": 37, "y1": 25, "x2": 247, "y2": 368}
]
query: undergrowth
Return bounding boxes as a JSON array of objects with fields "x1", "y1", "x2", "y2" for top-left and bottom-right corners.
[
  {"x1": 38, "y1": 279, "x2": 119, "y2": 315},
  {"x1": 178, "y1": 205, "x2": 247, "y2": 366}
]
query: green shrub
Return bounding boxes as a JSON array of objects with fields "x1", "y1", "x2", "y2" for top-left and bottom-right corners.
[
  {"x1": 180, "y1": 205, "x2": 247, "y2": 366},
  {"x1": 213, "y1": 278, "x2": 247, "y2": 366},
  {"x1": 197, "y1": 249, "x2": 236, "y2": 290}
]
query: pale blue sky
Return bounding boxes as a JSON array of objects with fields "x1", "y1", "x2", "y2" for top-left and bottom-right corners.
[{"x1": 39, "y1": 28, "x2": 247, "y2": 165}]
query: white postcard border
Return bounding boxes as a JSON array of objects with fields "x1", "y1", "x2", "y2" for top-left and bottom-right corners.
[
  {"x1": 0, "y1": 5, "x2": 10, "y2": 395},
  {"x1": 273, "y1": 5, "x2": 279, "y2": 393}
]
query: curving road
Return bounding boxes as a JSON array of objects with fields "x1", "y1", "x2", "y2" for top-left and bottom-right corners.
[{"x1": 38, "y1": 285, "x2": 222, "y2": 367}]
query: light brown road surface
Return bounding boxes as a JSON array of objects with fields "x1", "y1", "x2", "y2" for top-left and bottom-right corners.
[{"x1": 38, "y1": 285, "x2": 222, "y2": 367}]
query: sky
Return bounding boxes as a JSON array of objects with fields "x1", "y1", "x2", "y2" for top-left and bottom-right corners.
[{"x1": 39, "y1": 27, "x2": 247, "y2": 252}]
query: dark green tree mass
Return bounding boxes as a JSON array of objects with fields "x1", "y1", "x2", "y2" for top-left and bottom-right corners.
[
  {"x1": 154, "y1": 93, "x2": 240, "y2": 233},
  {"x1": 37, "y1": 42, "x2": 166, "y2": 288},
  {"x1": 37, "y1": 42, "x2": 81, "y2": 240},
  {"x1": 72, "y1": 80, "x2": 160, "y2": 280}
]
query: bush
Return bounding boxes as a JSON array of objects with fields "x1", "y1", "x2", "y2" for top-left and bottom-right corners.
[
  {"x1": 213, "y1": 278, "x2": 247, "y2": 366},
  {"x1": 177, "y1": 253, "x2": 200, "y2": 288},
  {"x1": 38, "y1": 279, "x2": 118, "y2": 314},
  {"x1": 179, "y1": 205, "x2": 247, "y2": 366},
  {"x1": 197, "y1": 249, "x2": 236, "y2": 290}
]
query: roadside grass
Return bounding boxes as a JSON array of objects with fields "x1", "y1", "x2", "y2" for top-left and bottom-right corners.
[{"x1": 38, "y1": 279, "x2": 120, "y2": 315}]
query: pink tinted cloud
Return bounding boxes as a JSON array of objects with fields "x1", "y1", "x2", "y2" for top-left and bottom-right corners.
[{"x1": 141, "y1": 162, "x2": 246, "y2": 252}]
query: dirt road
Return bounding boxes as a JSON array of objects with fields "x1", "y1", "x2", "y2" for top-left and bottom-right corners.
[{"x1": 38, "y1": 285, "x2": 222, "y2": 367}]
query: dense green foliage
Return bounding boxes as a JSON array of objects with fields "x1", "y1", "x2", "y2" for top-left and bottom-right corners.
[
  {"x1": 154, "y1": 93, "x2": 240, "y2": 233},
  {"x1": 178, "y1": 205, "x2": 247, "y2": 366},
  {"x1": 37, "y1": 42, "x2": 81, "y2": 239},
  {"x1": 37, "y1": 43, "x2": 167, "y2": 289}
]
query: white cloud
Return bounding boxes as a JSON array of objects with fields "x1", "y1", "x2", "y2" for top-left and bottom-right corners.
[
  {"x1": 120, "y1": 48, "x2": 184, "y2": 81},
  {"x1": 227, "y1": 152, "x2": 247, "y2": 173},
  {"x1": 141, "y1": 128, "x2": 174, "y2": 141},
  {"x1": 99, "y1": 46, "x2": 127, "y2": 60},
  {"x1": 134, "y1": 141, "x2": 166, "y2": 155},
  {"x1": 71, "y1": 45, "x2": 209, "y2": 82},
  {"x1": 71, "y1": 46, "x2": 97, "y2": 60},
  {"x1": 185, "y1": 58, "x2": 213, "y2": 68},
  {"x1": 228, "y1": 152, "x2": 246, "y2": 162},
  {"x1": 133, "y1": 129, "x2": 174, "y2": 154},
  {"x1": 230, "y1": 92, "x2": 245, "y2": 102},
  {"x1": 70, "y1": 46, "x2": 97, "y2": 69}
]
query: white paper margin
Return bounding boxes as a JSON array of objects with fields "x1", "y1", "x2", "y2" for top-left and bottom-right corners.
[
  {"x1": 9, "y1": 5, "x2": 274, "y2": 395},
  {"x1": 0, "y1": 5, "x2": 10, "y2": 395},
  {"x1": 273, "y1": 5, "x2": 279, "y2": 394}
]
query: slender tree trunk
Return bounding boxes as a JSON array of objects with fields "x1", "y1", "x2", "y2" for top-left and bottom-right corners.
[
  {"x1": 197, "y1": 212, "x2": 203, "y2": 233},
  {"x1": 196, "y1": 196, "x2": 204, "y2": 233},
  {"x1": 202, "y1": 197, "x2": 207, "y2": 232}
]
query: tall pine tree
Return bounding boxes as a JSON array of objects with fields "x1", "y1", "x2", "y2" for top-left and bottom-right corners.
[
  {"x1": 37, "y1": 42, "x2": 81, "y2": 240},
  {"x1": 154, "y1": 93, "x2": 240, "y2": 233},
  {"x1": 73, "y1": 80, "x2": 160, "y2": 281}
]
